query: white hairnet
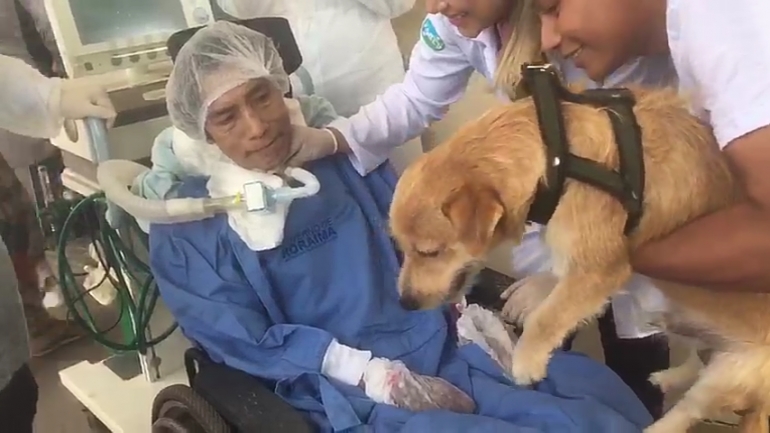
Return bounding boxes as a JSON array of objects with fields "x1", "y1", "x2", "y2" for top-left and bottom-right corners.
[{"x1": 166, "y1": 20, "x2": 291, "y2": 140}]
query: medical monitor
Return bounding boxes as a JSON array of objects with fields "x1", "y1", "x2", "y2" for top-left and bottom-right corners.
[{"x1": 45, "y1": 0, "x2": 215, "y2": 79}]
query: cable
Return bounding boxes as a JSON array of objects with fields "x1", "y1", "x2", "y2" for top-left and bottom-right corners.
[{"x1": 56, "y1": 192, "x2": 177, "y2": 353}]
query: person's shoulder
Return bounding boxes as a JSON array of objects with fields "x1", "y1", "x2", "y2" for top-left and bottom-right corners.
[
  {"x1": 672, "y1": 0, "x2": 769, "y2": 42},
  {"x1": 671, "y1": 0, "x2": 770, "y2": 146},
  {"x1": 420, "y1": 13, "x2": 464, "y2": 50},
  {"x1": 148, "y1": 176, "x2": 221, "y2": 240},
  {"x1": 296, "y1": 94, "x2": 338, "y2": 128}
]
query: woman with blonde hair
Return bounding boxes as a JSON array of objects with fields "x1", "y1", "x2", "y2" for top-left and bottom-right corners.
[{"x1": 284, "y1": 0, "x2": 676, "y2": 419}]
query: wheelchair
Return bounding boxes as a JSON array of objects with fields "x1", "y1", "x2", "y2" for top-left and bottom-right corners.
[{"x1": 149, "y1": 17, "x2": 516, "y2": 432}]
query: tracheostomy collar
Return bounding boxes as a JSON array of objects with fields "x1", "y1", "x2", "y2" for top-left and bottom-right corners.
[
  {"x1": 238, "y1": 167, "x2": 320, "y2": 214},
  {"x1": 172, "y1": 98, "x2": 321, "y2": 251}
]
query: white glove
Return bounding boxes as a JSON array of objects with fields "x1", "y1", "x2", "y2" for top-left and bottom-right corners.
[
  {"x1": 57, "y1": 78, "x2": 116, "y2": 122},
  {"x1": 284, "y1": 126, "x2": 340, "y2": 168}
]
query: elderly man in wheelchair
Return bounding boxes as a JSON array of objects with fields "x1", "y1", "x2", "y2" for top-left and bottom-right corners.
[{"x1": 137, "y1": 20, "x2": 655, "y2": 433}]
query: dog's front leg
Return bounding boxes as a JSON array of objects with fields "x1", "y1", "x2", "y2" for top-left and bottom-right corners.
[{"x1": 510, "y1": 265, "x2": 631, "y2": 385}]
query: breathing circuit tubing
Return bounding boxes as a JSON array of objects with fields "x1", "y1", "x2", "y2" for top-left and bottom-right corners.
[{"x1": 54, "y1": 118, "x2": 177, "y2": 353}]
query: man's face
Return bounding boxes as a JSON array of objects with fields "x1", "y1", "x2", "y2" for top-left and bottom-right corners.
[
  {"x1": 426, "y1": 0, "x2": 514, "y2": 38},
  {"x1": 535, "y1": 0, "x2": 650, "y2": 81},
  {"x1": 204, "y1": 77, "x2": 292, "y2": 171}
]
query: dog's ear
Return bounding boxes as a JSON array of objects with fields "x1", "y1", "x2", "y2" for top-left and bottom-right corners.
[{"x1": 441, "y1": 184, "x2": 504, "y2": 254}]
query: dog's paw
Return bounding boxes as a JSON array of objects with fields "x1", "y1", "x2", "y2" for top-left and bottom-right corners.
[
  {"x1": 500, "y1": 273, "x2": 557, "y2": 326},
  {"x1": 643, "y1": 419, "x2": 681, "y2": 433},
  {"x1": 648, "y1": 369, "x2": 683, "y2": 394},
  {"x1": 510, "y1": 342, "x2": 550, "y2": 386}
]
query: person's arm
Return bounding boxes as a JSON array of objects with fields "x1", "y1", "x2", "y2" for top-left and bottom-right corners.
[
  {"x1": 632, "y1": 0, "x2": 770, "y2": 292},
  {"x1": 354, "y1": 0, "x2": 416, "y2": 18},
  {"x1": 0, "y1": 55, "x2": 115, "y2": 139},
  {"x1": 0, "y1": 54, "x2": 61, "y2": 138},
  {"x1": 328, "y1": 14, "x2": 475, "y2": 175},
  {"x1": 149, "y1": 231, "x2": 373, "y2": 385}
]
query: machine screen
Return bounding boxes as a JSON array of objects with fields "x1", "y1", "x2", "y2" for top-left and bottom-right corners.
[{"x1": 70, "y1": 0, "x2": 188, "y2": 45}]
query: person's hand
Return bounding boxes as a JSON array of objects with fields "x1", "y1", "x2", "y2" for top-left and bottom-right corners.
[
  {"x1": 361, "y1": 358, "x2": 476, "y2": 413},
  {"x1": 499, "y1": 272, "x2": 558, "y2": 326},
  {"x1": 59, "y1": 79, "x2": 116, "y2": 122},
  {"x1": 284, "y1": 126, "x2": 339, "y2": 168}
]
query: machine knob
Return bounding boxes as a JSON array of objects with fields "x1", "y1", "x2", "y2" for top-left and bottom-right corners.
[{"x1": 193, "y1": 7, "x2": 210, "y2": 24}]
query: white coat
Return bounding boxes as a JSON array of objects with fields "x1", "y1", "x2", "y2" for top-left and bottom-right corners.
[{"x1": 216, "y1": 0, "x2": 415, "y2": 118}]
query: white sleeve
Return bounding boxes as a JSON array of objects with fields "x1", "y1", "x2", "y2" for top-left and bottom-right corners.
[
  {"x1": 329, "y1": 14, "x2": 475, "y2": 175},
  {"x1": 353, "y1": 0, "x2": 416, "y2": 18},
  {"x1": 674, "y1": 0, "x2": 770, "y2": 148},
  {"x1": 0, "y1": 54, "x2": 62, "y2": 139},
  {"x1": 321, "y1": 339, "x2": 373, "y2": 386}
]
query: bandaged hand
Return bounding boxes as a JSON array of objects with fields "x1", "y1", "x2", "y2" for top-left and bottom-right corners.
[
  {"x1": 456, "y1": 304, "x2": 518, "y2": 375},
  {"x1": 362, "y1": 358, "x2": 476, "y2": 413},
  {"x1": 284, "y1": 126, "x2": 340, "y2": 167},
  {"x1": 58, "y1": 78, "x2": 116, "y2": 122}
]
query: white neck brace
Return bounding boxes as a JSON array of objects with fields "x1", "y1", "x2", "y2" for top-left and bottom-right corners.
[{"x1": 172, "y1": 98, "x2": 309, "y2": 251}]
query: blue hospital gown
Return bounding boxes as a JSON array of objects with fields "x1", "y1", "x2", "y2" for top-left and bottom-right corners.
[{"x1": 148, "y1": 155, "x2": 652, "y2": 433}]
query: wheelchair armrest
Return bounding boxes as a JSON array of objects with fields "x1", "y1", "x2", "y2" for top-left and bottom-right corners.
[
  {"x1": 184, "y1": 348, "x2": 313, "y2": 433},
  {"x1": 465, "y1": 267, "x2": 515, "y2": 312}
]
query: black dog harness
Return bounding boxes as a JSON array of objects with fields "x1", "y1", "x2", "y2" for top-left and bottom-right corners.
[{"x1": 520, "y1": 63, "x2": 646, "y2": 235}]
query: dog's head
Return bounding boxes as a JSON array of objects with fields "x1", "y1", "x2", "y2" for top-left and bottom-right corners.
[
  {"x1": 390, "y1": 160, "x2": 508, "y2": 311},
  {"x1": 390, "y1": 104, "x2": 546, "y2": 310}
]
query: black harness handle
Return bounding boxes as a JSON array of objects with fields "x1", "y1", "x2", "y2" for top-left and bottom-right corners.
[{"x1": 521, "y1": 63, "x2": 646, "y2": 235}]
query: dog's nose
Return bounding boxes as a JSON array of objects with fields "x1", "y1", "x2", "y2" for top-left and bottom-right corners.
[{"x1": 399, "y1": 294, "x2": 420, "y2": 311}]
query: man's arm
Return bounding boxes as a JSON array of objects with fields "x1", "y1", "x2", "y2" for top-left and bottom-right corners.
[
  {"x1": 631, "y1": 0, "x2": 770, "y2": 292},
  {"x1": 632, "y1": 126, "x2": 770, "y2": 292},
  {"x1": 149, "y1": 229, "x2": 372, "y2": 386}
]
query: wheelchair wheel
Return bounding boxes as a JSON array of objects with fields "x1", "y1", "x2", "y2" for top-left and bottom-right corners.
[{"x1": 151, "y1": 384, "x2": 230, "y2": 433}]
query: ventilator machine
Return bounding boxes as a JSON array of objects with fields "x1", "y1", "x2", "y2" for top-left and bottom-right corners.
[{"x1": 39, "y1": 0, "x2": 218, "y2": 431}]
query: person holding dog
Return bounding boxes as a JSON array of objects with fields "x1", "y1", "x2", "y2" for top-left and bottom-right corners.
[
  {"x1": 281, "y1": 0, "x2": 676, "y2": 419},
  {"x1": 534, "y1": 0, "x2": 770, "y2": 292}
]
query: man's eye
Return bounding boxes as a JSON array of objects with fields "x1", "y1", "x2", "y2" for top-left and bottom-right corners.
[{"x1": 251, "y1": 92, "x2": 271, "y2": 104}]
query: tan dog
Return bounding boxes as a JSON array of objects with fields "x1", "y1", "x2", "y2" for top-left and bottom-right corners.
[{"x1": 389, "y1": 86, "x2": 770, "y2": 433}]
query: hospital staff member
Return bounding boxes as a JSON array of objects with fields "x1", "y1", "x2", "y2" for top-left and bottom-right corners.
[
  {"x1": 283, "y1": 0, "x2": 676, "y2": 419},
  {"x1": 533, "y1": 0, "x2": 770, "y2": 294},
  {"x1": 217, "y1": 0, "x2": 416, "y2": 118},
  {"x1": 0, "y1": 53, "x2": 114, "y2": 433}
]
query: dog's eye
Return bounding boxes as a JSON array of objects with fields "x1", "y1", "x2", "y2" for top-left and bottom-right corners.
[{"x1": 415, "y1": 249, "x2": 441, "y2": 258}]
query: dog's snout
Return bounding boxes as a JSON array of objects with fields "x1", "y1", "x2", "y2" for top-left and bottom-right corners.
[{"x1": 399, "y1": 293, "x2": 421, "y2": 311}]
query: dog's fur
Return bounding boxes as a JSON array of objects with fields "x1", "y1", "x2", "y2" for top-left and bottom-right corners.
[{"x1": 389, "y1": 86, "x2": 770, "y2": 432}]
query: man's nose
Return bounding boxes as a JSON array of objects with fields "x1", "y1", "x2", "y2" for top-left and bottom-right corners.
[
  {"x1": 540, "y1": 15, "x2": 562, "y2": 51},
  {"x1": 244, "y1": 110, "x2": 267, "y2": 138}
]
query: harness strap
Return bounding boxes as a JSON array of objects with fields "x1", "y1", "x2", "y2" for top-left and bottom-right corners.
[
  {"x1": 520, "y1": 64, "x2": 646, "y2": 235},
  {"x1": 521, "y1": 64, "x2": 570, "y2": 226}
]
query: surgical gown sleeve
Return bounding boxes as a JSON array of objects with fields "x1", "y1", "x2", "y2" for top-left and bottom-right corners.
[
  {"x1": 150, "y1": 229, "x2": 372, "y2": 385},
  {"x1": 328, "y1": 14, "x2": 474, "y2": 175},
  {"x1": 0, "y1": 54, "x2": 62, "y2": 139}
]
